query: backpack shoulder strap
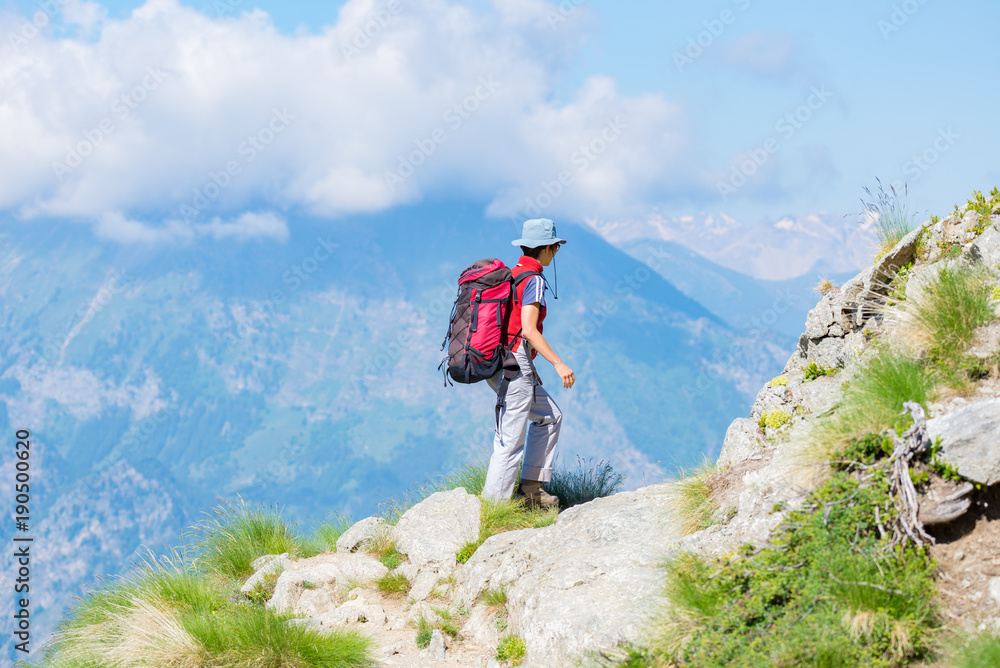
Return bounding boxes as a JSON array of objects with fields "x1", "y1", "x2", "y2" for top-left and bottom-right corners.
[{"x1": 512, "y1": 270, "x2": 543, "y2": 304}]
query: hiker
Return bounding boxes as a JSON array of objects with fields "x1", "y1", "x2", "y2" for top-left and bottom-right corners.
[{"x1": 483, "y1": 218, "x2": 575, "y2": 508}]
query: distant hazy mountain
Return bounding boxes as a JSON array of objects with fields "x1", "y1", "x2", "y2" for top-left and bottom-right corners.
[
  {"x1": 612, "y1": 238, "x2": 856, "y2": 343},
  {"x1": 0, "y1": 203, "x2": 792, "y2": 650},
  {"x1": 586, "y1": 211, "x2": 875, "y2": 281}
]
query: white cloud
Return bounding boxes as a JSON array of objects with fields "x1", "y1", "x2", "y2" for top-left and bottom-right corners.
[
  {"x1": 0, "y1": 0, "x2": 711, "y2": 242},
  {"x1": 196, "y1": 211, "x2": 289, "y2": 241}
]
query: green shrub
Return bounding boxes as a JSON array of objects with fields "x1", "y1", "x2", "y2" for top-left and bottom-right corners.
[
  {"x1": 801, "y1": 361, "x2": 840, "y2": 382},
  {"x1": 758, "y1": 408, "x2": 791, "y2": 429},
  {"x1": 496, "y1": 633, "x2": 527, "y2": 665},
  {"x1": 188, "y1": 498, "x2": 300, "y2": 582},
  {"x1": 653, "y1": 455, "x2": 937, "y2": 667},
  {"x1": 376, "y1": 571, "x2": 411, "y2": 596},
  {"x1": 456, "y1": 540, "x2": 480, "y2": 564},
  {"x1": 543, "y1": 457, "x2": 626, "y2": 509}
]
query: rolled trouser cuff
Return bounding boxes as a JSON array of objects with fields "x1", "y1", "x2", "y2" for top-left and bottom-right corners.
[{"x1": 520, "y1": 465, "x2": 552, "y2": 483}]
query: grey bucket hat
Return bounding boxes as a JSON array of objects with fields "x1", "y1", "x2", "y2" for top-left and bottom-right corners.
[{"x1": 511, "y1": 218, "x2": 567, "y2": 248}]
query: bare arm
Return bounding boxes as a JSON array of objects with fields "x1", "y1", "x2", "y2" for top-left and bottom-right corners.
[{"x1": 521, "y1": 303, "x2": 575, "y2": 389}]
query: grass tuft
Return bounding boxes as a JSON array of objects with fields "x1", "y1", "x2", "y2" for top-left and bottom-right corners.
[
  {"x1": 668, "y1": 460, "x2": 718, "y2": 536},
  {"x1": 543, "y1": 456, "x2": 626, "y2": 509},
  {"x1": 375, "y1": 571, "x2": 411, "y2": 597},
  {"x1": 32, "y1": 554, "x2": 373, "y2": 668},
  {"x1": 903, "y1": 265, "x2": 996, "y2": 372},
  {"x1": 479, "y1": 585, "x2": 508, "y2": 609},
  {"x1": 812, "y1": 348, "x2": 935, "y2": 459},
  {"x1": 311, "y1": 512, "x2": 355, "y2": 553},
  {"x1": 814, "y1": 277, "x2": 836, "y2": 295},
  {"x1": 951, "y1": 631, "x2": 1000, "y2": 668},
  {"x1": 188, "y1": 497, "x2": 299, "y2": 582},
  {"x1": 858, "y1": 179, "x2": 917, "y2": 259}
]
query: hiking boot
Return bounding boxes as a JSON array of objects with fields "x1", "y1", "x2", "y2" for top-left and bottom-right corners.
[{"x1": 518, "y1": 480, "x2": 560, "y2": 509}]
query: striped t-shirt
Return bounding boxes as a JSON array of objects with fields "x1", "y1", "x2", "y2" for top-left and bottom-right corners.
[{"x1": 520, "y1": 274, "x2": 546, "y2": 308}]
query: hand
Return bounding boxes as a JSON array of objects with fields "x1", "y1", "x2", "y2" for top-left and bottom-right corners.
[{"x1": 554, "y1": 362, "x2": 575, "y2": 389}]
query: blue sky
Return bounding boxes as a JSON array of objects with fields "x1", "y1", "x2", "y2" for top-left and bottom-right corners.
[{"x1": 0, "y1": 0, "x2": 996, "y2": 243}]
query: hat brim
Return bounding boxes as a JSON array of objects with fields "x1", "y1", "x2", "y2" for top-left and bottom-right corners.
[{"x1": 511, "y1": 237, "x2": 567, "y2": 248}]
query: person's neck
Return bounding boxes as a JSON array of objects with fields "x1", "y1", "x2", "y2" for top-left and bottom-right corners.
[{"x1": 518, "y1": 255, "x2": 544, "y2": 271}]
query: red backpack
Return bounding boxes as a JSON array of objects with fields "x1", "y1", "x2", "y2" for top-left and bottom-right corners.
[{"x1": 439, "y1": 259, "x2": 538, "y2": 422}]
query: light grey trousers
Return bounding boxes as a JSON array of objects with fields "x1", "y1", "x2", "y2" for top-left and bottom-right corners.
[{"x1": 482, "y1": 345, "x2": 562, "y2": 502}]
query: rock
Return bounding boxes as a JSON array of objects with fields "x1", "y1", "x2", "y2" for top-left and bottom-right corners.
[
  {"x1": 267, "y1": 553, "x2": 388, "y2": 613},
  {"x1": 788, "y1": 374, "x2": 842, "y2": 416},
  {"x1": 285, "y1": 617, "x2": 324, "y2": 632},
  {"x1": 966, "y1": 221, "x2": 1000, "y2": 268},
  {"x1": 969, "y1": 321, "x2": 1000, "y2": 359},
  {"x1": 835, "y1": 226, "x2": 925, "y2": 329},
  {"x1": 425, "y1": 629, "x2": 446, "y2": 661},
  {"x1": 398, "y1": 562, "x2": 420, "y2": 582},
  {"x1": 336, "y1": 516, "x2": 385, "y2": 554},
  {"x1": 941, "y1": 214, "x2": 968, "y2": 243},
  {"x1": 917, "y1": 479, "x2": 974, "y2": 526},
  {"x1": 409, "y1": 570, "x2": 441, "y2": 602},
  {"x1": 926, "y1": 399, "x2": 1000, "y2": 485},
  {"x1": 251, "y1": 553, "x2": 289, "y2": 572},
  {"x1": 461, "y1": 604, "x2": 502, "y2": 649},
  {"x1": 318, "y1": 597, "x2": 387, "y2": 627},
  {"x1": 804, "y1": 296, "x2": 835, "y2": 339},
  {"x1": 392, "y1": 488, "x2": 481, "y2": 570},
  {"x1": 296, "y1": 586, "x2": 339, "y2": 617},
  {"x1": 454, "y1": 484, "x2": 678, "y2": 666},
  {"x1": 241, "y1": 553, "x2": 290, "y2": 594},
  {"x1": 990, "y1": 578, "x2": 1000, "y2": 607},
  {"x1": 717, "y1": 418, "x2": 762, "y2": 468}
]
